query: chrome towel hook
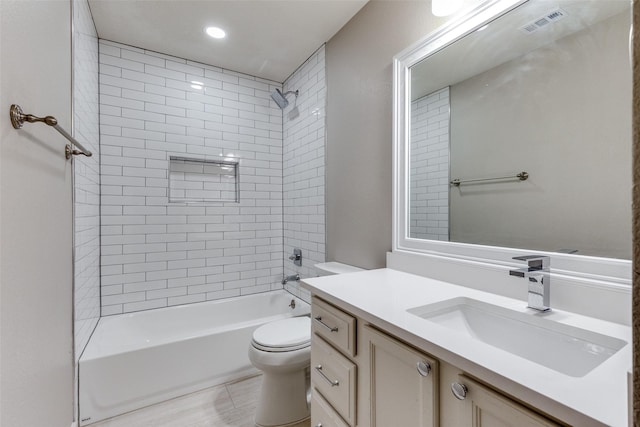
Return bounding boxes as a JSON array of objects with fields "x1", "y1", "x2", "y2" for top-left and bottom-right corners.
[{"x1": 9, "y1": 104, "x2": 92, "y2": 159}]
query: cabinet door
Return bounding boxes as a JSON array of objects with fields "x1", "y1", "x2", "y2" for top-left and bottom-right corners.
[
  {"x1": 365, "y1": 325, "x2": 438, "y2": 427},
  {"x1": 453, "y1": 376, "x2": 562, "y2": 427}
]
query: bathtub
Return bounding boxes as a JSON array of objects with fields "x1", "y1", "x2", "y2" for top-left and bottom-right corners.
[{"x1": 79, "y1": 290, "x2": 310, "y2": 426}]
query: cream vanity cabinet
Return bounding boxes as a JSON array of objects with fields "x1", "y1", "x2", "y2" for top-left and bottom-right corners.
[
  {"x1": 310, "y1": 296, "x2": 564, "y2": 427},
  {"x1": 311, "y1": 297, "x2": 358, "y2": 427},
  {"x1": 438, "y1": 363, "x2": 563, "y2": 427},
  {"x1": 363, "y1": 324, "x2": 438, "y2": 427}
]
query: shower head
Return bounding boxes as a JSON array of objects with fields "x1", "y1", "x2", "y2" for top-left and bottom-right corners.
[
  {"x1": 271, "y1": 89, "x2": 289, "y2": 109},
  {"x1": 271, "y1": 88, "x2": 299, "y2": 109}
]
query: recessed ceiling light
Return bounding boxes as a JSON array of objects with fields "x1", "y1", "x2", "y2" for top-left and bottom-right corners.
[{"x1": 205, "y1": 26, "x2": 226, "y2": 39}]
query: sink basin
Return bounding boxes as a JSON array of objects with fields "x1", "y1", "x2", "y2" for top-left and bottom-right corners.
[{"x1": 407, "y1": 297, "x2": 627, "y2": 377}]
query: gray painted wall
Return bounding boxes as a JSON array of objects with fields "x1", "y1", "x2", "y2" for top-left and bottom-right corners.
[
  {"x1": 1, "y1": 1, "x2": 74, "y2": 425},
  {"x1": 325, "y1": 1, "x2": 447, "y2": 269}
]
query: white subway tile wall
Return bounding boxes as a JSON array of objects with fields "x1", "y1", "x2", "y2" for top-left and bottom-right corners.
[
  {"x1": 409, "y1": 87, "x2": 450, "y2": 241},
  {"x1": 74, "y1": 0, "x2": 101, "y2": 359},
  {"x1": 282, "y1": 46, "x2": 327, "y2": 302},
  {"x1": 99, "y1": 41, "x2": 284, "y2": 314}
]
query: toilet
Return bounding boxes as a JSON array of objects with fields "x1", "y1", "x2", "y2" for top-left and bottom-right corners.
[
  {"x1": 249, "y1": 316, "x2": 311, "y2": 426},
  {"x1": 249, "y1": 262, "x2": 363, "y2": 427},
  {"x1": 314, "y1": 261, "x2": 364, "y2": 277}
]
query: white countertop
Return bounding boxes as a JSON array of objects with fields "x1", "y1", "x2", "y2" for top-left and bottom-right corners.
[{"x1": 301, "y1": 268, "x2": 631, "y2": 427}]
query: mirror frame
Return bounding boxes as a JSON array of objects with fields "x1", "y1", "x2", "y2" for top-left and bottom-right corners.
[{"x1": 392, "y1": 0, "x2": 631, "y2": 285}]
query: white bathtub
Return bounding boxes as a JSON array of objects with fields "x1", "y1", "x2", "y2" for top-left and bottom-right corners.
[{"x1": 79, "y1": 290, "x2": 310, "y2": 426}]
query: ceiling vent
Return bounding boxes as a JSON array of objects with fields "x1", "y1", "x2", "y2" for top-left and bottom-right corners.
[{"x1": 520, "y1": 8, "x2": 568, "y2": 34}]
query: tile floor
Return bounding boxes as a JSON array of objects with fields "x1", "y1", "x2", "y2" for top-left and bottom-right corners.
[{"x1": 89, "y1": 375, "x2": 310, "y2": 427}]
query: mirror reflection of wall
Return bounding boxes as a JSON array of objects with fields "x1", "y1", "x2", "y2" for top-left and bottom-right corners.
[
  {"x1": 408, "y1": 1, "x2": 631, "y2": 259},
  {"x1": 409, "y1": 87, "x2": 450, "y2": 241}
]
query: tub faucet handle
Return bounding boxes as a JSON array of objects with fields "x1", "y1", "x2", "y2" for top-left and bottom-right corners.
[{"x1": 289, "y1": 248, "x2": 302, "y2": 266}]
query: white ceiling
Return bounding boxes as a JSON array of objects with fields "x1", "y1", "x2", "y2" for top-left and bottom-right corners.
[
  {"x1": 411, "y1": 0, "x2": 630, "y2": 99},
  {"x1": 88, "y1": 0, "x2": 369, "y2": 83}
]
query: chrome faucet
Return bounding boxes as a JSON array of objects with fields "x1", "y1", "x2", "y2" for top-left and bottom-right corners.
[
  {"x1": 282, "y1": 274, "x2": 300, "y2": 285},
  {"x1": 509, "y1": 255, "x2": 550, "y2": 311},
  {"x1": 289, "y1": 248, "x2": 302, "y2": 266}
]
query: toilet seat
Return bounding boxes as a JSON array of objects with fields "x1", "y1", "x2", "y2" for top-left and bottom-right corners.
[{"x1": 251, "y1": 316, "x2": 310, "y2": 353}]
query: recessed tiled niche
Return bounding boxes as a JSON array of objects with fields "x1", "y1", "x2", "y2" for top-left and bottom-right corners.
[{"x1": 168, "y1": 156, "x2": 239, "y2": 203}]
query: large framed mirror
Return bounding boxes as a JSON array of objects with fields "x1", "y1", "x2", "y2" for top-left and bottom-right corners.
[{"x1": 393, "y1": 0, "x2": 631, "y2": 282}]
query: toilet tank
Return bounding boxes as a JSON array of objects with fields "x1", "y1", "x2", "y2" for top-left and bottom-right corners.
[{"x1": 314, "y1": 262, "x2": 363, "y2": 276}]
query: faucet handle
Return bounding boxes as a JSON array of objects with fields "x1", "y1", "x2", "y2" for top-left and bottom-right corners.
[
  {"x1": 512, "y1": 255, "x2": 549, "y2": 270},
  {"x1": 510, "y1": 255, "x2": 551, "y2": 311}
]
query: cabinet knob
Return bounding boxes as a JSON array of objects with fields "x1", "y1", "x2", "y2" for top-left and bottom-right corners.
[
  {"x1": 451, "y1": 382, "x2": 468, "y2": 400},
  {"x1": 315, "y1": 424, "x2": 323, "y2": 427},
  {"x1": 416, "y1": 361, "x2": 431, "y2": 377}
]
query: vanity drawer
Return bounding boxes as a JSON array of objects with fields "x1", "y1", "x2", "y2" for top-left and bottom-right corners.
[
  {"x1": 311, "y1": 388, "x2": 350, "y2": 427},
  {"x1": 311, "y1": 335, "x2": 357, "y2": 426},
  {"x1": 312, "y1": 297, "x2": 356, "y2": 356}
]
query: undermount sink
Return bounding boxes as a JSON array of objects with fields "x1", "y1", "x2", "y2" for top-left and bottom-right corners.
[{"x1": 407, "y1": 297, "x2": 627, "y2": 377}]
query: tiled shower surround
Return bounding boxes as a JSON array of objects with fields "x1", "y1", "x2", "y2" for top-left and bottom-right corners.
[
  {"x1": 283, "y1": 46, "x2": 326, "y2": 301},
  {"x1": 73, "y1": 0, "x2": 100, "y2": 358},
  {"x1": 99, "y1": 41, "x2": 325, "y2": 314},
  {"x1": 409, "y1": 87, "x2": 449, "y2": 241}
]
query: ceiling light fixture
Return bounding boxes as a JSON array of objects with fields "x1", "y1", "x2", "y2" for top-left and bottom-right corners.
[
  {"x1": 432, "y1": 0, "x2": 464, "y2": 16},
  {"x1": 205, "y1": 26, "x2": 226, "y2": 39}
]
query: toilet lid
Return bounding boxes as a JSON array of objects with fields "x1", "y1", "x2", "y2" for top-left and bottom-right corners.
[{"x1": 252, "y1": 317, "x2": 310, "y2": 350}]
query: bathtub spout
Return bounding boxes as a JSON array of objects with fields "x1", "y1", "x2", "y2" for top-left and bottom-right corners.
[{"x1": 282, "y1": 274, "x2": 300, "y2": 285}]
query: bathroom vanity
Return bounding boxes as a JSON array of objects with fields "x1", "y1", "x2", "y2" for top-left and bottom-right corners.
[
  {"x1": 302, "y1": 269, "x2": 631, "y2": 427},
  {"x1": 305, "y1": 0, "x2": 634, "y2": 425}
]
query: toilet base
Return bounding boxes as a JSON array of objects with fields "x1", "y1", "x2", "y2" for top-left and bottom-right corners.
[{"x1": 254, "y1": 368, "x2": 310, "y2": 427}]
